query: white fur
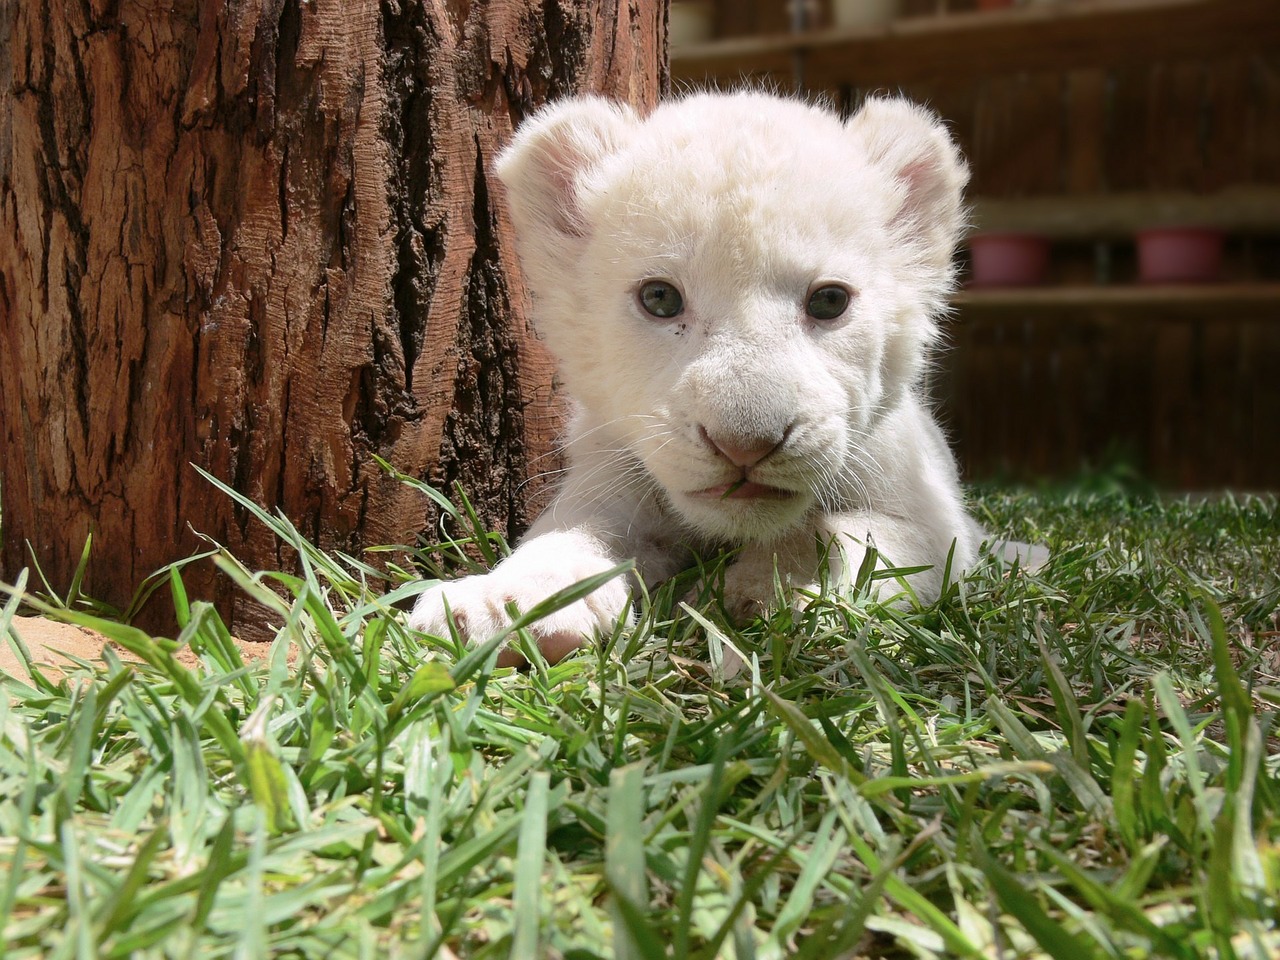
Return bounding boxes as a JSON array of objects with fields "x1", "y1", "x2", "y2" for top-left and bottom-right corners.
[{"x1": 409, "y1": 91, "x2": 983, "y2": 664}]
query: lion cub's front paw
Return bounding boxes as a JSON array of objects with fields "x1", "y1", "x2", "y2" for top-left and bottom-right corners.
[
  {"x1": 716, "y1": 561, "x2": 780, "y2": 624},
  {"x1": 715, "y1": 562, "x2": 824, "y2": 624},
  {"x1": 708, "y1": 538, "x2": 828, "y2": 625},
  {"x1": 407, "y1": 543, "x2": 631, "y2": 666}
]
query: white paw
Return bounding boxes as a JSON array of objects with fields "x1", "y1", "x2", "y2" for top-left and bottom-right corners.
[
  {"x1": 718, "y1": 560, "x2": 784, "y2": 623},
  {"x1": 713, "y1": 535, "x2": 893, "y2": 622},
  {"x1": 717, "y1": 565, "x2": 835, "y2": 623},
  {"x1": 406, "y1": 541, "x2": 631, "y2": 666}
]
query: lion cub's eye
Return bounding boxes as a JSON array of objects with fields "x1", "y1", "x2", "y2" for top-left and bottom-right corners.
[
  {"x1": 806, "y1": 284, "x2": 852, "y2": 321},
  {"x1": 638, "y1": 280, "x2": 684, "y2": 319}
]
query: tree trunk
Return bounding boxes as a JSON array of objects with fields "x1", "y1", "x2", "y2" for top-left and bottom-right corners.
[{"x1": 0, "y1": 0, "x2": 666, "y2": 631}]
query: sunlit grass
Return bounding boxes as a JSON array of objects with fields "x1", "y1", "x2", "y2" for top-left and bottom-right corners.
[{"x1": 1, "y1": 474, "x2": 1277, "y2": 958}]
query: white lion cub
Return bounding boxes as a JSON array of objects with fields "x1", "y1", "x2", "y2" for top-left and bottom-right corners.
[{"x1": 410, "y1": 91, "x2": 985, "y2": 664}]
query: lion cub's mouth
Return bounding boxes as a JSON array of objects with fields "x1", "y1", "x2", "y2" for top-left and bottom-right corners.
[{"x1": 694, "y1": 480, "x2": 798, "y2": 501}]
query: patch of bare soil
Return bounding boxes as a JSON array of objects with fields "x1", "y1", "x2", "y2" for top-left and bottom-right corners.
[
  {"x1": 1, "y1": 616, "x2": 115, "y2": 682},
  {"x1": 1, "y1": 615, "x2": 277, "y2": 684}
]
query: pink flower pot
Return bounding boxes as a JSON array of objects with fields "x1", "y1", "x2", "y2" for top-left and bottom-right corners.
[
  {"x1": 967, "y1": 232, "x2": 1050, "y2": 288},
  {"x1": 1136, "y1": 227, "x2": 1225, "y2": 284}
]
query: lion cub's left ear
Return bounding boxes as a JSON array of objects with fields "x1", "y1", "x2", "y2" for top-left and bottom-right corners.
[
  {"x1": 847, "y1": 98, "x2": 970, "y2": 273},
  {"x1": 496, "y1": 97, "x2": 637, "y2": 278}
]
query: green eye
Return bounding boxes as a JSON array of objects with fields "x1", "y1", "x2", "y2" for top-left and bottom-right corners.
[
  {"x1": 638, "y1": 280, "x2": 684, "y2": 319},
  {"x1": 806, "y1": 284, "x2": 851, "y2": 321}
]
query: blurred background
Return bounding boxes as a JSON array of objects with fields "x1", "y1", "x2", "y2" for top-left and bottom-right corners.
[{"x1": 669, "y1": 0, "x2": 1280, "y2": 490}]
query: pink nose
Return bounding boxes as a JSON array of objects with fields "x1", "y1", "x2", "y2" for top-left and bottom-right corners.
[{"x1": 698, "y1": 425, "x2": 789, "y2": 468}]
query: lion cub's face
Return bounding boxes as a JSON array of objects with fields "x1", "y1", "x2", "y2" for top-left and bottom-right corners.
[{"x1": 498, "y1": 93, "x2": 968, "y2": 542}]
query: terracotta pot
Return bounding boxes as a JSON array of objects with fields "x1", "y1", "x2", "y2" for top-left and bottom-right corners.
[
  {"x1": 967, "y1": 232, "x2": 1051, "y2": 287},
  {"x1": 1135, "y1": 227, "x2": 1225, "y2": 284}
]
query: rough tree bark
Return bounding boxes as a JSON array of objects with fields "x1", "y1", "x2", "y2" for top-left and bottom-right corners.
[{"x1": 0, "y1": 1, "x2": 666, "y2": 630}]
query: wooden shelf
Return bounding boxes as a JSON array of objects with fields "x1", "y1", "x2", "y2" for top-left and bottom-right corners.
[
  {"x1": 671, "y1": 0, "x2": 1280, "y2": 87},
  {"x1": 952, "y1": 282, "x2": 1280, "y2": 314},
  {"x1": 971, "y1": 188, "x2": 1280, "y2": 239}
]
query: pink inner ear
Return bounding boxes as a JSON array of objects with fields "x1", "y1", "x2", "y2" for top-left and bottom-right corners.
[
  {"x1": 547, "y1": 164, "x2": 587, "y2": 237},
  {"x1": 535, "y1": 137, "x2": 592, "y2": 239},
  {"x1": 887, "y1": 150, "x2": 965, "y2": 261},
  {"x1": 897, "y1": 156, "x2": 942, "y2": 214}
]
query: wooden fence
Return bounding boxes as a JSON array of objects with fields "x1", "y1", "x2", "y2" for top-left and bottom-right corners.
[{"x1": 935, "y1": 289, "x2": 1280, "y2": 487}]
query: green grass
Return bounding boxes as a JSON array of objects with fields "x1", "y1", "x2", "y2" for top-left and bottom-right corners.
[{"x1": 2, "y1": 475, "x2": 1278, "y2": 958}]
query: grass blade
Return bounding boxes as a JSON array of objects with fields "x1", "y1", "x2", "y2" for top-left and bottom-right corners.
[
  {"x1": 606, "y1": 763, "x2": 657, "y2": 960},
  {"x1": 976, "y1": 846, "x2": 1099, "y2": 960},
  {"x1": 510, "y1": 771, "x2": 551, "y2": 960}
]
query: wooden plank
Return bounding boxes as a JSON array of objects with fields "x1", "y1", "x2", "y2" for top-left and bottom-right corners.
[
  {"x1": 1100, "y1": 310, "x2": 1154, "y2": 475},
  {"x1": 710, "y1": 0, "x2": 757, "y2": 40},
  {"x1": 913, "y1": 75, "x2": 980, "y2": 158},
  {"x1": 1032, "y1": 312, "x2": 1072, "y2": 475},
  {"x1": 966, "y1": 71, "x2": 1065, "y2": 196},
  {"x1": 1201, "y1": 316, "x2": 1243, "y2": 485},
  {"x1": 1245, "y1": 320, "x2": 1280, "y2": 487},
  {"x1": 709, "y1": 0, "x2": 793, "y2": 41},
  {"x1": 672, "y1": 0, "x2": 1280, "y2": 88},
  {"x1": 1022, "y1": 73, "x2": 1067, "y2": 195},
  {"x1": 953, "y1": 283, "x2": 1280, "y2": 314},
  {"x1": 991, "y1": 317, "x2": 1021, "y2": 477},
  {"x1": 1145, "y1": 61, "x2": 1210, "y2": 191},
  {"x1": 1202, "y1": 56, "x2": 1254, "y2": 190},
  {"x1": 971, "y1": 188, "x2": 1280, "y2": 239},
  {"x1": 1106, "y1": 64, "x2": 1150, "y2": 193},
  {"x1": 946, "y1": 315, "x2": 1009, "y2": 478},
  {"x1": 1064, "y1": 69, "x2": 1109, "y2": 195},
  {"x1": 969, "y1": 75, "x2": 1015, "y2": 197},
  {"x1": 1248, "y1": 53, "x2": 1280, "y2": 185}
]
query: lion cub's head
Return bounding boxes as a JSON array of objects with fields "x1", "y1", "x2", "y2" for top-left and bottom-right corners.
[{"x1": 497, "y1": 92, "x2": 968, "y2": 542}]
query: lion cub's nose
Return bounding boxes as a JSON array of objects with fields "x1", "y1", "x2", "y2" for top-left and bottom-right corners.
[{"x1": 698, "y1": 424, "x2": 791, "y2": 469}]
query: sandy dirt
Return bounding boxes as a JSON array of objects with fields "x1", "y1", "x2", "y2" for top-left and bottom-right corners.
[
  {"x1": 1, "y1": 615, "x2": 117, "y2": 682},
  {"x1": 1, "y1": 615, "x2": 276, "y2": 684}
]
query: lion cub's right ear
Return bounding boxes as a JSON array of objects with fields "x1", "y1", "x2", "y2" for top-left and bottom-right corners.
[{"x1": 496, "y1": 97, "x2": 636, "y2": 253}]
